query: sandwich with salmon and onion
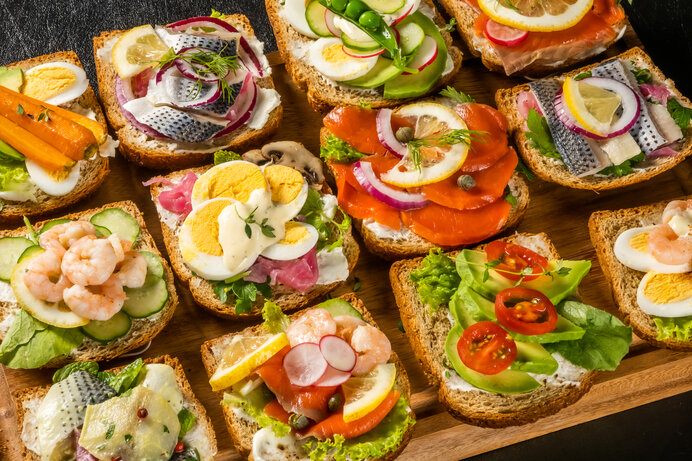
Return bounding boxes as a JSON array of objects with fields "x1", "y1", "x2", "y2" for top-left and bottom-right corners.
[
  {"x1": 201, "y1": 294, "x2": 415, "y2": 460},
  {"x1": 320, "y1": 86, "x2": 529, "y2": 260}
]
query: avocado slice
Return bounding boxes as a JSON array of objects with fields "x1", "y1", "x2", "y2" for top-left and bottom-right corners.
[
  {"x1": 455, "y1": 249, "x2": 591, "y2": 306},
  {"x1": 342, "y1": 57, "x2": 402, "y2": 89},
  {"x1": 0, "y1": 140, "x2": 24, "y2": 162},
  {"x1": 510, "y1": 342, "x2": 559, "y2": 374},
  {"x1": 0, "y1": 66, "x2": 23, "y2": 92},
  {"x1": 383, "y1": 12, "x2": 448, "y2": 99}
]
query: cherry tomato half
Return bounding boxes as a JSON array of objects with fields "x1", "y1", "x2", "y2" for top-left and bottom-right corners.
[
  {"x1": 485, "y1": 240, "x2": 548, "y2": 282},
  {"x1": 457, "y1": 321, "x2": 517, "y2": 375},
  {"x1": 495, "y1": 287, "x2": 558, "y2": 335}
]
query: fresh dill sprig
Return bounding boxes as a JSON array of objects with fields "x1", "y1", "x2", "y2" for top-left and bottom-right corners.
[{"x1": 406, "y1": 129, "x2": 488, "y2": 172}]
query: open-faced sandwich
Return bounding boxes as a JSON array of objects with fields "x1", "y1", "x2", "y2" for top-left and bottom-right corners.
[
  {"x1": 0, "y1": 201, "x2": 177, "y2": 369},
  {"x1": 390, "y1": 233, "x2": 632, "y2": 427},
  {"x1": 441, "y1": 0, "x2": 627, "y2": 76},
  {"x1": 93, "y1": 10, "x2": 282, "y2": 169},
  {"x1": 496, "y1": 47, "x2": 692, "y2": 190},
  {"x1": 266, "y1": 0, "x2": 462, "y2": 112},
  {"x1": 320, "y1": 87, "x2": 529, "y2": 260},
  {"x1": 0, "y1": 51, "x2": 116, "y2": 223},
  {"x1": 15, "y1": 355, "x2": 217, "y2": 460},
  {"x1": 201, "y1": 294, "x2": 415, "y2": 460},
  {"x1": 590, "y1": 197, "x2": 692, "y2": 351},
  {"x1": 146, "y1": 142, "x2": 358, "y2": 318}
]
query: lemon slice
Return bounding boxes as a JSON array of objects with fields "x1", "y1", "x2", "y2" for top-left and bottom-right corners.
[
  {"x1": 342, "y1": 363, "x2": 396, "y2": 423},
  {"x1": 209, "y1": 332, "x2": 289, "y2": 391},
  {"x1": 563, "y1": 76, "x2": 622, "y2": 137},
  {"x1": 381, "y1": 103, "x2": 469, "y2": 188},
  {"x1": 478, "y1": 0, "x2": 594, "y2": 32},
  {"x1": 111, "y1": 25, "x2": 169, "y2": 79}
]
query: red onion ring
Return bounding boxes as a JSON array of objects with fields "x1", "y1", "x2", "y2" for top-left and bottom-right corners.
[
  {"x1": 213, "y1": 73, "x2": 258, "y2": 137},
  {"x1": 114, "y1": 76, "x2": 163, "y2": 138},
  {"x1": 352, "y1": 161, "x2": 428, "y2": 210},
  {"x1": 175, "y1": 47, "x2": 224, "y2": 82},
  {"x1": 376, "y1": 109, "x2": 407, "y2": 158}
]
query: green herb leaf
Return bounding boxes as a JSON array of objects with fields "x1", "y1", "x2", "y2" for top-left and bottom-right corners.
[
  {"x1": 213, "y1": 277, "x2": 272, "y2": 314},
  {"x1": 597, "y1": 152, "x2": 645, "y2": 177},
  {"x1": 53, "y1": 361, "x2": 99, "y2": 383},
  {"x1": 177, "y1": 408, "x2": 196, "y2": 440},
  {"x1": 97, "y1": 358, "x2": 144, "y2": 394},
  {"x1": 353, "y1": 277, "x2": 361, "y2": 292},
  {"x1": 442, "y1": 18, "x2": 457, "y2": 33},
  {"x1": 515, "y1": 158, "x2": 535, "y2": 181},
  {"x1": 23, "y1": 216, "x2": 39, "y2": 244},
  {"x1": 407, "y1": 129, "x2": 487, "y2": 172},
  {"x1": 213, "y1": 149, "x2": 241, "y2": 165},
  {"x1": 16, "y1": 104, "x2": 24, "y2": 115},
  {"x1": 105, "y1": 423, "x2": 115, "y2": 440},
  {"x1": 320, "y1": 135, "x2": 367, "y2": 163},
  {"x1": 525, "y1": 109, "x2": 561, "y2": 160},
  {"x1": 124, "y1": 434, "x2": 132, "y2": 442},
  {"x1": 632, "y1": 68, "x2": 652, "y2": 84},
  {"x1": 667, "y1": 98, "x2": 692, "y2": 130},
  {"x1": 440, "y1": 86, "x2": 475, "y2": 104},
  {"x1": 358, "y1": 99, "x2": 372, "y2": 109},
  {"x1": 299, "y1": 188, "x2": 350, "y2": 251},
  {"x1": 163, "y1": 424, "x2": 169, "y2": 433},
  {"x1": 397, "y1": 320, "x2": 405, "y2": 333},
  {"x1": 504, "y1": 191, "x2": 518, "y2": 206},
  {"x1": 262, "y1": 300, "x2": 290, "y2": 334}
]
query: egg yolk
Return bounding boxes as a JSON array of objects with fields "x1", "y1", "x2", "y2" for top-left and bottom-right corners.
[
  {"x1": 23, "y1": 67, "x2": 77, "y2": 101},
  {"x1": 264, "y1": 165, "x2": 304, "y2": 204},
  {"x1": 194, "y1": 163, "x2": 266, "y2": 203},
  {"x1": 629, "y1": 231, "x2": 649, "y2": 253},
  {"x1": 190, "y1": 200, "x2": 229, "y2": 256},
  {"x1": 643, "y1": 272, "x2": 692, "y2": 304},
  {"x1": 322, "y1": 43, "x2": 350, "y2": 64},
  {"x1": 277, "y1": 222, "x2": 311, "y2": 245}
]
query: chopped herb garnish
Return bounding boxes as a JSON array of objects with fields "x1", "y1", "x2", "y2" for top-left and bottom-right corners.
[
  {"x1": 440, "y1": 85, "x2": 475, "y2": 104},
  {"x1": 16, "y1": 104, "x2": 25, "y2": 115},
  {"x1": 632, "y1": 68, "x2": 652, "y2": 84},
  {"x1": 442, "y1": 18, "x2": 457, "y2": 33},
  {"x1": 525, "y1": 109, "x2": 561, "y2": 160},
  {"x1": 667, "y1": 98, "x2": 692, "y2": 130},
  {"x1": 105, "y1": 423, "x2": 115, "y2": 440},
  {"x1": 320, "y1": 135, "x2": 367, "y2": 163},
  {"x1": 163, "y1": 424, "x2": 170, "y2": 433},
  {"x1": 407, "y1": 129, "x2": 487, "y2": 172},
  {"x1": 124, "y1": 434, "x2": 133, "y2": 442},
  {"x1": 359, "y1": 99, "x2": 372, "y2": 109},
  {"x1": 37, "y1": 106, "x2": 53, "y2": 123},
  {"x1": 237, "y1": 206, "x2": 276, "y2": 239}
]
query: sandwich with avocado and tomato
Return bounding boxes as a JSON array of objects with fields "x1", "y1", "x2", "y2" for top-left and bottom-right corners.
[
  {"x1": 14, "y1": 355, "x2": 217, "y2": 461},
  {"x1": 265, "y1": 0, "x2": 462, "y2": 112},
  {"x1": 390, "y1": 232, "x2": 632, "y2": 427},
  {"x1": 201, "y1": 294, "x2": 415, "y2": 461},
  {"x1": 320, "y1": 86, "x2": 529, "y2": 260},
  {"x1": 0, "y1": 201, "x2": 177, "y2": 369}
]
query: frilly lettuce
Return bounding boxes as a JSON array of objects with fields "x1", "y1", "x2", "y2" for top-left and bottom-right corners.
[
  {"x1": 262, "y1": 300, "x2": 290, "y2": 334},
  {"x1": 222, "y1": 385, "x2": 291, "y2": 437},
  {"x1": 410, "y1": 249, "x2": 460, "y2": 310},
  {"x1": 0, "y1": 159, "x2": 36, "y2": 201},
  {"x1": 654, "y1": 316, "x2": 692, "y2": 343}
]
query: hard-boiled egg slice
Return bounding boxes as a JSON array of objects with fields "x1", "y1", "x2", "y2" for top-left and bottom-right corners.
[
  {"x1": 282, "y1": 0, "x2": 319, "y2": 38},
  {"x1": 637, "y1": 271, "x2": 692, "y2": 317},
  {"x1": 23, "y1": 62, "x2": 88, "y2": 106},
  {"x1": 261, "y1": 222, "x2": 319, "y2": 261},
  {"x1": 25, "y1": 159, "x2": 81, "y2": 196},
  {"x1": 190, "y1": 161, "x2": 267, "y2": 208},
  {"x1": 614, "y1": 226, "x2": 691, "y2": 273},
  {"x1": 262, "y1": 164, "x2": 308, "y2": 220},
  {"x1": 308, "y1": 38, "x2": 378, "y2": 81}
]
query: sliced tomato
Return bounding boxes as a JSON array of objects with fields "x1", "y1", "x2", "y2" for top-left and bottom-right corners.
[
  {"x1": 457, "y1": 321, "x2": 517, "y2": 375},
  {"x1": 264, "y1": 399, "x2": 291, "y2": 424},
  {"x1": 495, "y1": 287, "x2": 558, "y2": 335},
  {"x1": 454, "y1": 103, "x2": 510, "y2": 173},
  {"x1": 401, "y1": 198, "x2": 511, "y2": 246},
  {"x1": 418, "y1": 148, "x2": 518, "y2": 210},
  {"x1": 485, "y1": 240, "x2": 548, "y2": 282}
]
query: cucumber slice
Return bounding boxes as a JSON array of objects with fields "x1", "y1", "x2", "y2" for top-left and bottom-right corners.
[
  {"x1": 363, "y1": 0, "x2": 405, "y2": 14},
  {"x1": 93, "y1": 225, "x2": 112, "y2": 238},
  {"x1": 318, "y1": 298, "x2": 363, "y2": 319},
  {"x1": 0, "y1": 139, "x2": 24, "y2": 161},
  {"x1": 306, "y1": 0, "x2": 332, "y2": 37},
  {"x1": 17, "y1": 245, "x2": 44, "y2": 263},
  {"x1": 38, "y1": 218, "x2": 72, "y2": 234},
  {"x1": 81, "y1": 311, "x2": 132, "y2": 342},
  {"x1": 140, "y1": 251, "x2": 165, "y2": 278},
  {"x1": 122, "y1": 275, "x2": 169, "y2": 318},
  {"x1": 0, "y1": 237, "x2": 34, "y2": 282},
  {"x1": 90, "y1": 208, "x2": 140, "y2": 244},
  {"x1": 341, "y1": 32, "x2": 381, "y2": 51},
  {"x1": 396, "y1": 21, "x2": 425, "y2": 56}
]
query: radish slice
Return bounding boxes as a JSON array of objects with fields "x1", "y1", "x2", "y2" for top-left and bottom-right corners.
[
  {"x1": 114, "y1": 76, "x2": 164, "y2": 138},
  {"x1": 376, "y1": 109, "x2": 407, "y2": 158},
  {"x1": 283, "y1": 343, "x2": 328, "y2": 387},
  {"x1": 325, "y1": 9, "x2": 340, "y2": 37},
  {"x1": 484, "y1": 19, "x2": 528, "y2": 47},
  {"x1": 343, "y1": 46, "x2": 386, "y2": 58},
  {"x1": 391, "y1": 0, "x2": 419, "y2": 26},
  {"x1": 314, "y1": 366, "x2": 351, "y2": 387},
  {"x1": 402, "y1": 35, "x2": 437, "y2": 75},
  {"x1": 353, "y1": 161, "x2": 429, "y2": 210},
  {"x1": 319, "y1": 335, "x2": 356, "y2": 372}
]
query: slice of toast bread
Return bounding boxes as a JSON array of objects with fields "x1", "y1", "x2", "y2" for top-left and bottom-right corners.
[
  {"x1": 265, "y1": 0, "x2": 463, "y2": 113},
  {"x1": 0, "y1": 51, "x2": 110, "y2": 224},
  {"x1": 200, "y1": 292, "x2": 414, "y2": 460},
  {"x1": 438, "y1": 0, "x2": 627, "y2": 76},
  {"x1": 148, "y1": 165, "x2": 359, "y2": 319},
  {"x1": 13, "y1": 354, "x2": 217, "y2": 461},
  {"x1": 92, "y1": 14, "x2": 282, "y2": 170},
  {"x1": 495, "y1": 47, "x2": 692, "y2": 191},
  {"x1": 390, "y1": 233, "x2": 598, "y2": 427},
  {"x1": 0, "y1": 200, "x2": 179, "y2": 367},
  {"x1": 588, "y1": 196, "x2": 692, "y2": 351}
]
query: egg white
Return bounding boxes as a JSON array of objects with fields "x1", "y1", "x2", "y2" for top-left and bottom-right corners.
[
  {"x1": 308, "y1": 38, "x2": 378, "y2": 81},
  {"x1": 25, "y1": 159, "x2": 81, "y2": 196},
  {"x1": 637, "y1": 271, "x2": 692, "y2": 317},
  {"x1": 261, "y1": 222, "x2": 319, "y2": 261},
  {"x1": 25, "y1": 62, "x2": 88, "y2": 106},
  {"x1": 282, "y1": 0, "x2": 319, "y2": 38},
  {"x1": 614, "y1": 226, "x2": 691, "y2": 273},
  {"x1": 190, "y1": 160, "x2": 267, "y2": 209}
]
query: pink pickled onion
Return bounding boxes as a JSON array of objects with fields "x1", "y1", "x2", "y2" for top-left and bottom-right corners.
[
  {"x1": 244, "y1": 247, "x2": 319, "y2": 293},
  {"x1": 648, "y1": 146, "x2": 678, "y2": 157},
  {"x1": 74, "y1": 430, "x2": 97, "y2": 461},
  {"x1": 158, "y1": 172, "x2": 198, "y2": 218},
  {"x1": 142, "y1": 176, "x2": 174, "y2": 187},
  {"x1": 639, "y1": 84, "x2": 671, "y2": 105}
]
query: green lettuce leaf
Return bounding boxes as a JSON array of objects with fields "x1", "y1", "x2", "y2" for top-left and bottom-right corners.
[
  {"x1": 667, "y1": 98, "x2": 692, "y2": 130},
  {"x1": 0, "y1": 158, "x2": 30, "y2": 192},
  {"x1": 544, "y1": 301, "x2": 632, "y2": 371},
  {"x1": 222, "y1": 385, "x2": 291, "y2": 437},
  {"x1": 177, "y1": 408, "x2": 196, "y2": 440},
  {"x1": 213, "y1": 150, "x2": 241, "y2": 164},
  {"x1": 653, "y1": 316, "x2": 692, "y2": 342},
  {"x1": 53, "y1": 361, "x2": 99, "y2": 383},
  {"x1": 597, "y1": 152, "x2": 645, "y2": 177},
  {"x1": 525, "y1": 109, "x2": 561, "y2": 160},
  {"x1": 299, "y1": 188, "x2": 351, "y2": 251},
  {"x1": 410, "y1": 249, "x2": 460, "y2": 310},
  {"x1": 262, "y1": 300, "x2": 290, "y2": 334},
  {"x1": 98, "y1": 358, "x2": 144, "y2": 394},
  {"x1": 320, "y1": 135, "x2": 366, "y2": 163},
  {"x1": 213, "y1": 276, "x2": 272, "y2": 314}
]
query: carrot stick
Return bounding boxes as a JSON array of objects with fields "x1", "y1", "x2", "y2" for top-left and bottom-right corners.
[{"x1": 0, "y1": 114, "x2": 74, "y2": 171}]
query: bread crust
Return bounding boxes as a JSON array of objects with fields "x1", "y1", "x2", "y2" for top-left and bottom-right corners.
[
  {"x1": 495, "y1": 47, "x2": 692, "y2": 191},
  {"x1": 0, "y1": 51, "x2": 110, "y2": 224},
  {"x1": 588, "y1": 196, "x2": 692, "y2": 351}
]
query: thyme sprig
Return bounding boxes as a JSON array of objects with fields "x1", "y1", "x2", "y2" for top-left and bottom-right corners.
[
  {"x1": 406, "y1": 129, "x2": 488, "y2": 172},
  {"x1": 237, "y1": 206, "x2": 275, "y2": 239},
  {"x1": 470, "y1": 258, "x2": 572, "y2": 286}
]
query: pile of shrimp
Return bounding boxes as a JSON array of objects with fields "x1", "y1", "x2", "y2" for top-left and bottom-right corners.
[
  {"x1": 286, "y1": 308, "x2": 392, "y2": 376},
  {"x1": 649, "y1": 200, "x2": 692, "y2": 266},
  {"x1": 24, "y1": 221, "x2": 147, "y2": 321}
]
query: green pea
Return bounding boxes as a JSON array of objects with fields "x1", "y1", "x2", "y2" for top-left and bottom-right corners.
[
  {"x1": 331, "y1": 0, "x2": 348, "y2": 11},
  {"x1": 345, "y1": 0, "x2": 368, "y2": 20},
  {"x1": 288, "y1": 413, "x2": 310, "y2": 430},
  {"x1": 359, "y1": 11, "x2": 381, "y2": 29},
  {"x1": 328, "y1": 394, "x2": 344, "y2": 413}
]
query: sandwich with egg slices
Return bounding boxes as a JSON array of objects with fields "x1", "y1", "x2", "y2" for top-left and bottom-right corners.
[
  {"x1": 146, "y1": 142, "x2": 359, "y2": 318},
  {"x1": 201, "y1": 293, "x2": 415, "y2": 460},
  {"x1": 93, "y1": 10, "x2": 282, "y2": 170},
  {"x1": 0, "y1": 51, "x2": 116, "y2": 223},
  {"x1": 589, "y1": 196, "x2": 692, "y2": 351},
  {"x1": 14, "y1": 355, "x2": 217, "y2": 461}
]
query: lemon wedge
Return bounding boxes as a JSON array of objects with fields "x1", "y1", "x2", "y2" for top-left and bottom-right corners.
[
  {"x1": 563, "y1": 76, "x2": 622, "y2": 137},
  {"x1": 209, "y1": 332, "x2": 289, "y2": 391},
  {"x1": 111, "y1": 25, "x2": 169, "y2": 79},
  {"x1": 478, "y1": 0, "x2": 594, "y2": 32},
  {"x1": 342, "y1": 363, "x2": 396, "y2": 423}
]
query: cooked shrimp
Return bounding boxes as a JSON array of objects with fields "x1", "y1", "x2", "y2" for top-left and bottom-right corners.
[
  {"x1": 61, "y1": 236, "x2": 118, "y2": 286},
  {"x1": 286, "y1": 308, "x2": 336, "y2": 347},
  {"x1": 661, "y1": 199, "x2": 692, "y2": 224},
  {"x1": 334, "y1": 315, "x2": 367, "y2": 342},
  {"x1": 23, "y1": 250, "x2": 72, "y2": 303},
  {"x1": 648, "y1": 224, "x2": 692, "y2": 265},
  {"x1": 62, "y1": 275, "x2": 126, "y2": 321},
  {"x1": 107, "y1": 235, "x2": 132, "y2": 263},
  {"x1": 115, "y1": 251, "x2": 147, "y2": 288},
  {"x1": 38, "y1": 221, "x2": 95, "y2": 256},
  {"x1": 350, "y1": 325, "x2": 392, "y2": 376}
]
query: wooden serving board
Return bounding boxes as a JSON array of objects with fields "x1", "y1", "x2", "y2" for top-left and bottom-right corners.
[{"x1": 1, "y1": 27, "x2": 691, "y2": 460}]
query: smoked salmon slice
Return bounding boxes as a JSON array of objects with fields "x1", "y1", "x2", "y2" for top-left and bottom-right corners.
[
  {"x1": 264, "y1": 399, "x2": 291, "y2": 424},
  {"x1": 455, "y1": 103, "x2": 510, "y2": 173},
  {"x1": 323, "y1": 106, "x2": 410, "y2": 156}
]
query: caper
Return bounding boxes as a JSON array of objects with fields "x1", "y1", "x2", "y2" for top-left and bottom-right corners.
[
  {"x1": 345, "y1": 0, "x2": 368, "y2": 20},
  {"x1": 359, "y1": 10, "x2": 381, "y2": 29},
  {"x1": 457, "y1": 174, "x2": 476, "y2": 190},
  {"x1": 395, "y1": 126, "x2": 413, "y2": 144},
  {"x1": 328, "y1": 394, "x2": 344, "y2": 413},
  {"x1": 288, "y1": 413, "x2": 310, "y2": 430},
  {"x1": 331, "y1": 0, "x2": 348, "y2": 12}
]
